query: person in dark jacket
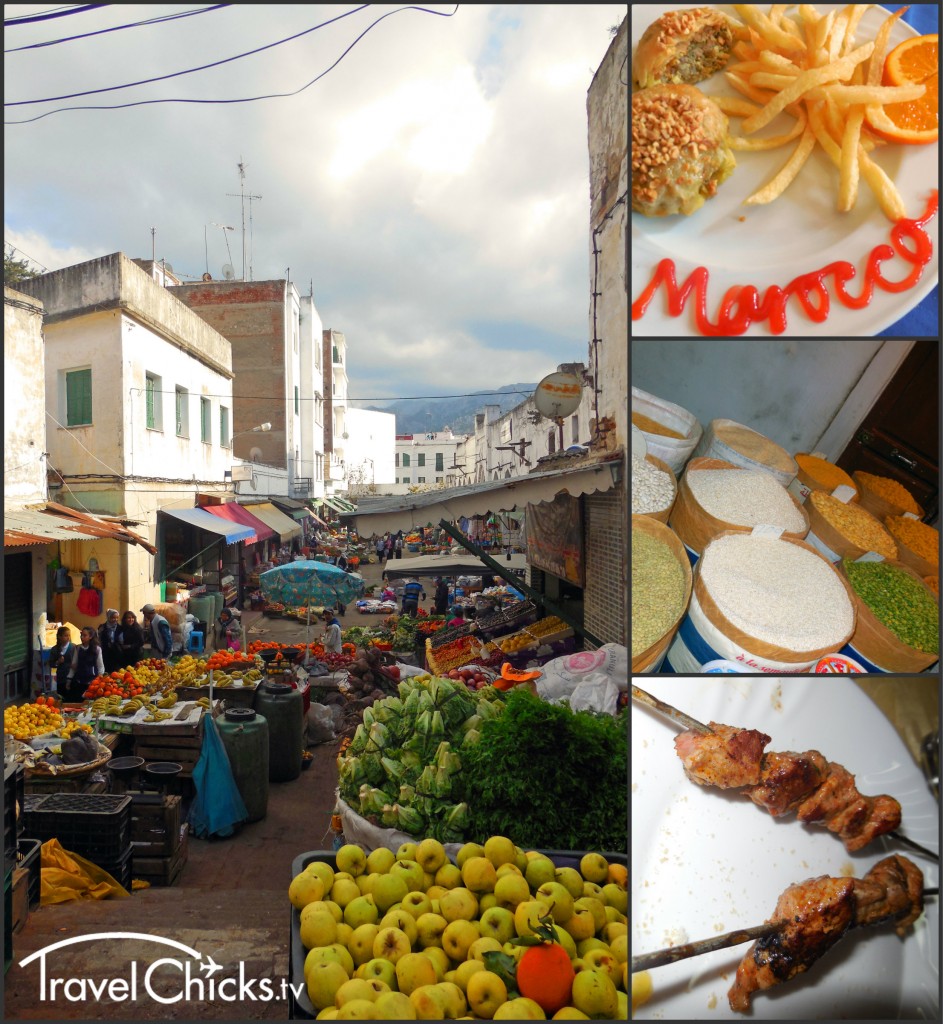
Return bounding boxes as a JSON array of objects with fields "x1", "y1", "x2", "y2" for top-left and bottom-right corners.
[
  {"x1": 52, "y1": 625, "x2": 76, "y2": 694},
  {"x1": 141, "y1": 604, "x2": 174, "y2": 659},
  {"x1": 65, "y1": 627, "x2": 105, "y2": 701},
  {"x1": 98, "y1": 608, "x2": 122, "y2": 673},
  {"x1": 116, "y1": 610, "x2": 145, "y2": 667},
  {"x1": 433, "y1": 577, "x2": 449, "y2": 616},
  {"x1": 401, "y1": 578, "x2": 425, "y2": 616}
]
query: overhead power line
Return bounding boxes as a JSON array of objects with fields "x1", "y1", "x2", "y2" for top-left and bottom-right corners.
[
  {"x1": 5, "y1": 4, "x2": 231, "y2": 53},
  {"x1": 4, "y1": 4, "x2": 106, "y2": 26},
  {"x1": 4, "y1": 3, "x2": 459, "y2": 124}
]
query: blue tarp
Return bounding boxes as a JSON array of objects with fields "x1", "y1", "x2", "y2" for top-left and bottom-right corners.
[{"x1": 188, "y1": 715, "x2": 248, "y2": 839}]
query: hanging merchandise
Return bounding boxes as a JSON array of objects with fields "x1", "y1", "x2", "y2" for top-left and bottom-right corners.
[
  {"x1": 90, "y1": 570, "x2": 106, "y2": 590},
  {"x1": 54, "y1": 567, "x2": 74, "y2": 594},
  {"x1": 76, "y1": 585, "x2": 102, "y2": 617},
  {"x1": 87, "y1": 552, "x2": 100, "y2": 572}
]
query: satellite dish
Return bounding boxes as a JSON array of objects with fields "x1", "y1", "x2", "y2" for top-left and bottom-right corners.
[
  {"x1": 533, "y1": 371, "x2": 582, "y2": 420},
  {"x1": 222, "y1": 264, "x2": 235, "y2": 280},
  {"x1": 163, "y1": 262, "x2": 174, "y2": 275}
]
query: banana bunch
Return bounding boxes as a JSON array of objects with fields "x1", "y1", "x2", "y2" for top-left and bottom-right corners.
[
  {"x1": 118, "y1": 698, "x2": 146, "y2": 717},
  {"x1": 91, "y1": 695, "x2": 123, "y2": 717},
  {"x1": 212, "y1": 673, "x2": 234, "y2": 688},
  {"x1": 142, "y1": 709, "x2": 173, "y2": 722},
  {"x1": 243, "y1": 669, "x2": 262, "y2": 682},
  {"x1": 156, "y1": 692, "x2": 178, "y2": 709},
  {"x1": 195, "y1": 696, "x2": 212, "y2": 709}
]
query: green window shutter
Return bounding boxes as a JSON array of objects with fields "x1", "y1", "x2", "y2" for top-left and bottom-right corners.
[
  {"x1": 436, "y1": 453, "x2": 443, "y2": 471},
  {"x1": 201, "y1": 398, "x2": 211, "y2": 442},
  {"x1": 403, "y1": 454, "x2": 410, "y2": 467},
  {"x1": 294, "y1": 386, "x2": 299, "y2": 415},
  {"x1": 66, "y1": 369, "x2": 92, "y2": 426},
  {"x1": 418, "y1": 453, "x2": 425, "y2": 467},
  {"x1": 220, "y1": 407, "x2": 230, "y2": 447},
  {"x1": 145, "y1": 376, "x2": 156, "y2": 428}
]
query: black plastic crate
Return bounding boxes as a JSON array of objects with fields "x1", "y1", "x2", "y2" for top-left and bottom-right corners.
[
  {"x1": 16, "y1": 838, "x2": 41, "y2": 911},
  {"x1": 287, "y1": 847, "x2": 628, "y2": 1020},
  {"x1": 22, "y1": 794, "x2": 131, "y2": 864}
]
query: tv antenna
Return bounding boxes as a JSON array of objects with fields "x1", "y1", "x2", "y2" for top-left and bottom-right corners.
[
  {"x1": 211, "y1": 223, "x2": 235, "y2": 269},
  {"x1": 228, "y1": 157, "x2": 261, "y2": 281}
]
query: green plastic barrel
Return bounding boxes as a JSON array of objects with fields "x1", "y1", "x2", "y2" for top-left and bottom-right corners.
[
  {"x1": 217, "y1": 707, "x2": 269, "y2": 821},
  {"x1": 253, "y1": 682, "x2": 303, "y2": 782},
  {"x1": 187, "y1": 595, "x2": 215, "y2": 630}
]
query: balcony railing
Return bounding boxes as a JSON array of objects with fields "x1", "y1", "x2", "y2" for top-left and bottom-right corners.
[{"x1": 291, "y1": 478, "x2": 312, "y2": 498}]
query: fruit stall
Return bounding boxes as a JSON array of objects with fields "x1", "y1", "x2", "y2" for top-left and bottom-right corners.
[{"x1": 287, "y1": 838, "x2": 628, "y2": 1020}]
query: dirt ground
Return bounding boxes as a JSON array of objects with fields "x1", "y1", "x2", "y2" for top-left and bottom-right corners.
[{"x1": 3, "y1": 552, "x2": 430, "y2": 1021}]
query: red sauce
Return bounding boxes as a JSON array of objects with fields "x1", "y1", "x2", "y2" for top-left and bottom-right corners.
[{"x1": 632, "y1": 191, "x2": 938, "y2": 335}]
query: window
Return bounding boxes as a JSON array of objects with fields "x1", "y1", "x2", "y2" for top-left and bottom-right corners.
[
  {"x1": 65, "y1": 368, "x2": 92, "y2": 426},
  {"x1": 417, "y1": 453, "x2": 425, "y2": 467},
  {"x1": 417, "y1": 476, "x2": 426, "y2": 483},
  {"x1": 220, "y1": 406, "x2": 230, "y2": 448},
  {"x1": 294, "y1": 386, "x2": 299, "y2": 415},
  {"x1": 402, "y1": 475, "x2": 410, "y2": 484},
  {"x1": 436, "y1": 475, "x2": 442, "y2": 482},
  {"x1": 571, "y1": 414, "x2": 580, "y2": 444},
  {"x1": 402, "y1": 454, "x2": 411, "y2": 467},
  {"x1": 395, "y1": 453, "x2": 400, "y2": 468},
  {"x1": 175, "y1": 386, "x2": 189, "y2": 437},
  {"x1": 395, "y1": 477, "x2": 399, "y2": 484},
  {"x1": 435, "y1": 453, "x2": 443, "y2": 472},
  {"x1": 145, "y1": 373, "x2": 162, "y2": 430},
  {"x1": 201, "y1": 397, "x2": 211, "y2": 443}
]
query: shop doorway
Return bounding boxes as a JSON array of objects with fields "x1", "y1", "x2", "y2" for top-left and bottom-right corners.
[{"x1": 836, "y1": 341, "x2": 939, "y2": 522}]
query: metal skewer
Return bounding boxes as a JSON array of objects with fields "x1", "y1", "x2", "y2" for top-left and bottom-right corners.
[
  {"x1": 632, "y1": 889, "x2": 939, "y2": 973},
  {"x1": 630, "y1": 686, "x2": 940, "y2": 863}
]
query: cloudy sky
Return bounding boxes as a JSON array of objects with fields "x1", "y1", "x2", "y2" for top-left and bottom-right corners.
[{"x1": 4, "y1": 3, "x2": 625, "y2": 406}]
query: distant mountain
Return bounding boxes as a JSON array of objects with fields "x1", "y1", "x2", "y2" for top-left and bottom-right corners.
[{"x1": 366, "y1": 384, "x2": 537, "y2": 435}]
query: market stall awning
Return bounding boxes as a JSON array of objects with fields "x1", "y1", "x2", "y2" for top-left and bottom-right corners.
[
  {"x1": 202, "y1": 502, "x2": 276, "y2": 544},
  {"x1": 238, "y1": 501, "x2": 302, "y2": 542},
  {"x1": 4, "y1": 501, "x2": 157, "y2": 554},
  {"x1": 383, "y1": 552, "x2": 528, "y2": 580},
  {"x1": 160, "y1": 506, "x2": 254, "y2": 544},
  {"x1": 322, "y1": 495, "x2": 357, "y2": 514},
  {"x1": 341, "y1": 456, "x2": 622, "y2": 536},
  {"x1": 270, "y1": 498, "x2": 320, "y2": 523}
]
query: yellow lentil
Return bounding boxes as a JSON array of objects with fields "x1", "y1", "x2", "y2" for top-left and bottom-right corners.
[
  {"x1": 856, "y1": 471, "x2": 921, "y2": 514},
  {"x1": 795, "y1": 454, "x2": 855, "y2": 492},
  {"x1": 885, "y1": 516, "x2": 939, "y2": 564},
  {"x1": 632, "y1": 411, "x2": 685, "y2": 440},
  {"x1": 810, "y1": 490, "x2": 898, "y2": 558}
]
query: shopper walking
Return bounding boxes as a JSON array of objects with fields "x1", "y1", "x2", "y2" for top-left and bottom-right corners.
[
  {"x1": 401, "y1": 577, "x2": 425, "y2": 616},
  {"x1": 394, "y1": 534, "x2": 403, "y2": 560},
  {"x1": 98, "y1": 608, "x2": 122, "y2": 673},
  {"x1": 116, "y1": 611, "x2": 145, "y2": 667},
  {"x1": 375, "y1": 536, "x2": 386, "y2": 563},
  {"x1": 433, "y1": 577, "x2": 449, "y2": 616},
  {"x1": 64, "y1": 627, "x2": 105, "y2": 701},
  {"x1": 321, "y1": 608, "x2": 343, "y2": 654}
]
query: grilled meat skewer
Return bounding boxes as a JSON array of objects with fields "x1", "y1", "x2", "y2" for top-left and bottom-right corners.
[
  {"x1": 729, "y1": 855, "x2": 926, "y2": 1011},
  {"x1": 675, "y1": 720, "x2": 901, "y2": 852}
]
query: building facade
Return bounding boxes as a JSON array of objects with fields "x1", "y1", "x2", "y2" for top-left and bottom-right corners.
[
  {"x1": 322, "y1": 328, "x2": 350, "y2": 498},
  {"x1": 344, "y1": 408, "x2": 397, "y2": 494}
]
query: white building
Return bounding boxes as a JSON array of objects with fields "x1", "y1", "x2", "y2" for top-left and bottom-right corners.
[
  {"x1": 344, "y1": 408, "x2": 397, "y2": 493},
  {"x1": 392, "y1": 429, "x2": 467, "y2": 495},
  {"x1": 323, "y1": 328, "x2": 350, "y2": 498},
  {"x1": 17, "y1": 253, "x2": 237, "y2": 617}
]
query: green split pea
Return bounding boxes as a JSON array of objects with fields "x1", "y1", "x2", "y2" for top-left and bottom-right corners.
[
  {"x1": 633, "y1": 529, "x2": 686, "y2": 657},
  {"x1": 843, "y1": 559, "x2": 939, "y2": 654}
]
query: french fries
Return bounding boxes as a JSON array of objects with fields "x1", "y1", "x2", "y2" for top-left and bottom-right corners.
[{"x1": 721, "y1": 3, "x2": 923, "y2": 217}]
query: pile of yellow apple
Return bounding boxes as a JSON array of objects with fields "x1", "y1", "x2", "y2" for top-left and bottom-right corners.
[{"x1": 289, "y1": 835, "x2": 628, "y2": 1020}]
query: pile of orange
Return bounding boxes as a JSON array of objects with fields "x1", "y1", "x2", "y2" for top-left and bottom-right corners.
[{"x1": 866, "y1": 34, "x2": 938, "y2": 145}]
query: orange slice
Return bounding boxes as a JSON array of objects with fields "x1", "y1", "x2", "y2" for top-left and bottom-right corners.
[{"x1": 864, "y1": 34, "x2": 938, "y2": 145}]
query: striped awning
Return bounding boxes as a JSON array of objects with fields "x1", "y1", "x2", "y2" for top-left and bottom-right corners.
[
  {"x1": 4, "y1": 501, "x2": 157, "y2": 554},
  {"x1": 202, "y1": 502, "x2": 276, "y2": 544}
]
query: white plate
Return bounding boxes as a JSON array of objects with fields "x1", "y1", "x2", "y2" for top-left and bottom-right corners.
[
  {"x1": 632, "y1": 677, "x2": 939, "y2": 1020},
  {"x1": 631, "y1": 4, "x2": 939, "y2": 337}
]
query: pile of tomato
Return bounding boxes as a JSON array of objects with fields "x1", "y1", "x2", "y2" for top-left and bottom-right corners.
[
  {"x1": 83, "y1": 671, "x2": 149, "y2": 700},
  {"x1": 204, "y1": 650, "x2": 260, "y2": 671}
]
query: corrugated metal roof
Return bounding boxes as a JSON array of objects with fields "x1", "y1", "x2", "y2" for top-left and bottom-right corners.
[
  {"x1": 340, "y1": 456, "x2": 622, "y2": 535},
  {"x1": 4, "y1": 501, "x2": 157, "y2": 554}
]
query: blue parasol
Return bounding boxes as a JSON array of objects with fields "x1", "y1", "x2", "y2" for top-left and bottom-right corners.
[{"x1": 259, "y1": 560, "x2": 365, "y2": 659}]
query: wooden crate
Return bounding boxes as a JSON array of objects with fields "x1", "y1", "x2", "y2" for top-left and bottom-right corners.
[
  {"x1": 134, "y1": 825, "x2": 188, "y2": 887},
  {"x1": 130, "y1": 794, "x2": 182, "y2": 856},
  {"x1": 131, "y1": 718, "x2": 204, "y2": 779}
]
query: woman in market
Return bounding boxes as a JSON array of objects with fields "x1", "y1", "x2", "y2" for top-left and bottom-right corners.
[
  {"x1": 64, "y1": 626, "x2": 105, "y2": 702},
  {"x1": 375, "y1": 535, "x2": 386, "y2": 564},
  {"x1": 215, "y1": 607, "x2": 243, "y2": 651},
  {"x1": 97, "y1": 608, "x2": 122, "y2": 673},
  {"x1": 433, "y1": 577, "x2": 450, "y2": 616},
  {"x1": 115, "y1": 610, "x2": 145, "y2": 667},
  {"x1": 52, "y1": 625, "x2": 76, "y2": 694},
  {"x1": 447, "y1": 606, "x2": 466, "y2": 628}
]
